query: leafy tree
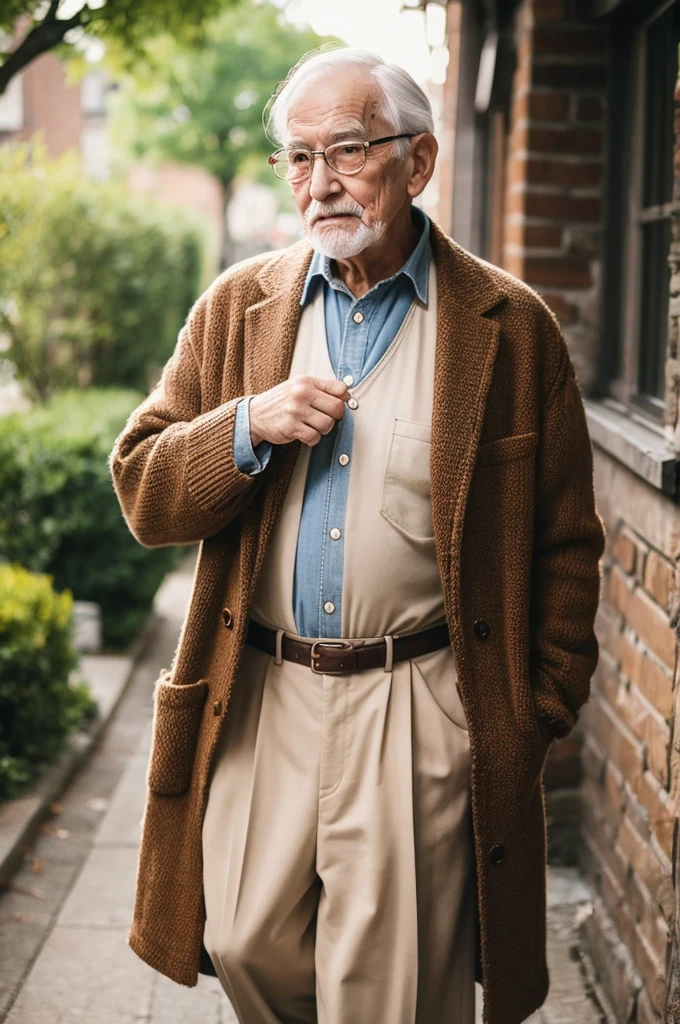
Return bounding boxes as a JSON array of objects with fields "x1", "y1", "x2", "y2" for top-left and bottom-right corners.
[
  {"x1": 108, "y1": 1, "x2": 338, "y2": 256},
  {"x1": 0, "y1": 0, "x2": 239, "y2": 95}
]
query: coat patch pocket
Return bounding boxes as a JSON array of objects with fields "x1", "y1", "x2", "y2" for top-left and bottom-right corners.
[
  {"x1": 146, "y1": 675, "x2": 209, "y2": 796},
  {"x1": 475, "y1": 430, "x2": 539, "y2": 467},
  {"x1": 380, "y1": 418, "x2": 435, "y2": 541}
]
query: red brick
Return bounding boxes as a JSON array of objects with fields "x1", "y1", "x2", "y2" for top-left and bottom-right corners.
[
  {"x1": 603, "y1": 757, "x2": 625, "y2": 813},
  {"x1": 508, "y1": 189, "x2": 602, "y2": 222},
  {"x1": 617, "y1": 631, "x2": 642, "y2": 683},
  {"x1": 643, "y1": 549, "x2": 675, "y2": 613},
  {"x1": 611, "y1": 524, "x2": 647, "y2": 580},
  {"x1": 526, "y1": 125, "x2": 603, "y2": 155},
  {"x1": 533, "y1": 62, "x2": 608, "y2": 90},
  {"x1": 526, "y1": 90, "x2": 570, "y2": 121},
  {"x1": 523, "y1": 156, "x2": 603, "y2": 189},
  {"x1": 632, "y1": 770, "x2": 676, "y2": 863},
  {"x1": 595, "y1": 599, "x2": 623, "y2": 653},
  {"x1": 612, "y1": 528, "x2": 637, "y2": 574},
  {"x1": 587, "y1": 693, "x2": 645, "y2": 789},
  {"x1": 643, "y1": 710, "x2": 670, "y2": 788},
  {"x1": 638, "y1": 898, "x2": 669, "y2": 967},
  {"x1": 523, "y1": 256, "x2": 592, "y2": 288},
  {"x1": 532, "y1": 27, "x2": 607, "y2": 58},
  {"x1": 618, "y1": 803, "x2": 668, "y2": 904},
  {"x1": 576, "y1": 96, "x2": 605, "y2": 120},
  {"x1": 608, "y1": 566, "x2": 677, "y2": 670},
  {"x1": 506, "y1": 222, "x2": 563, "y2": 249},
  {"x1": 637, "y1": 652, "x2": 674, "y2": 720},
  {"x1": 632, "y1": 923, "x2": 666, "y2": 1014}
]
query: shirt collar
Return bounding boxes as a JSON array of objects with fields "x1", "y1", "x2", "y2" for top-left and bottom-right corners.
[{"x1": 299, "y1": 204, "x2": 431, "y2": 307}]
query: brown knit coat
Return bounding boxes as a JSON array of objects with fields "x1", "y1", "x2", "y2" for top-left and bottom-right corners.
[{"x1": 109, "y1": 220, "x2": 605, "y2": 1024}]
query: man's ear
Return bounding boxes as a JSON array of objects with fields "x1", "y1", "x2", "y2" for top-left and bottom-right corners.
[{"x1": 407, "y1": 133, "x2": 438, "y2": 198}]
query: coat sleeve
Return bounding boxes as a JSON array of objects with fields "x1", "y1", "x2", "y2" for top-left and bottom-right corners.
[
  {"x1": 529, "y1": 329, "x2": 606, "y2": 741},
  {"x1": 108, "y1": 294, "x2": 268, "y2": 548}
]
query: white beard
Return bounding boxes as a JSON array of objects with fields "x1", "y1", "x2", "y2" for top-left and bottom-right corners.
[{"x1": 305, "y1": 215, "x2": 387, "y2": 259}]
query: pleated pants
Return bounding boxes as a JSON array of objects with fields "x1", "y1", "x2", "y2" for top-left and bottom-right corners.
[{"x1": 201, "y1": 634, "x2": 476, "y2": 1024}]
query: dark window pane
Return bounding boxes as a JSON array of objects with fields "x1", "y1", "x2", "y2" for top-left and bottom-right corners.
[
  {"x1": 642, "y1": 4, "x2": 679, "y2": 208},
  {"x1": 637, "y1": 217, "x2": 671, "y2": 400}
]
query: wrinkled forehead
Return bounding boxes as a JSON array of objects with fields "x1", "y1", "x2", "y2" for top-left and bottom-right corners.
[{"x1": 282, "y1": 67, "x2": 387, "y2": 147}]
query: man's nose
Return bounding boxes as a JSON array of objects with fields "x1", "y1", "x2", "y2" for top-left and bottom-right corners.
[{"x1": 308, "y1": 155, "x2": 342, "y2": 201}]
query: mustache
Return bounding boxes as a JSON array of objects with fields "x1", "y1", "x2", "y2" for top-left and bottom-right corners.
[{"x1": 306, "y1": 203, "x2": 364, "y2": 225}]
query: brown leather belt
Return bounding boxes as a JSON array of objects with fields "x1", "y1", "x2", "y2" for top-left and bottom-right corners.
[{"x1": 245, "y1": 617, "x2": 451, "y2": 675}]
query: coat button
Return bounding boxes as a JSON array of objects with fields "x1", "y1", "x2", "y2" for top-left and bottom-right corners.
[
  {"x1": 213, "y1": 700, "x2": 223, "y2": 716},
  {"x1": 473, "y1": 619, "x2": 490, "y2": 640},
  {"x1": 222, "y1": 608, "x2": 233, "y2": 629},
  {"x1": 489, "y1": 844, "x2": 506, "y2": 864}
]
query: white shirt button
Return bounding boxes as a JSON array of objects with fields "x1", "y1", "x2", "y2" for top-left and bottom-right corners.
[
  {"x1": 329, "y1": 527, "x2": 341, "y2": 540},
  {"x1": 352, "y1": 311, "x2": 364, "y2": 324},
  {"x1": 338, "y1": 453, "x2": 350, "y2": 466},
  {"x1": 348, "y1": 397, "x2": 359, "y2": 410},
  {"x1": 343, "y1": 374, "x2": 354, "y2": 386},
  {"x1": 323, "y1": 600, "x2": 335, "y2": 614}
]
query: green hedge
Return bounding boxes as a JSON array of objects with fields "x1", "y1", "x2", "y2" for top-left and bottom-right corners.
[
  {"x1": 0, "y1": 564, "x2": 96, "y2": 801},
  {"x1": 0, "y1": 140, "x2": 207, "y2": 402},
  {"x1": 0, "y1": 389, "x2": 180, "y2": 649}
]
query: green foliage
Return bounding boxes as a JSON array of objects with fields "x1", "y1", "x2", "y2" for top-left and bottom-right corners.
[
  {"x1": 108, "y1": 1, "x2": 336, "y2": 188},
  {"x1": 0, "y1": 141, "x2": 206, "y2": 402},
  {"x1": 0, "y1": 0, "x2": 239, "y2": 94},
  {"x1": 0, "y1": 563, "x2": 96, "y2": 802},
  {"x1": 0, "y1": 389, "x2": 180, "y2": 649}
]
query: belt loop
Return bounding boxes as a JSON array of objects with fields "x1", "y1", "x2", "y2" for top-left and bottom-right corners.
[
  {"x1": 383, "y1": 634, "x2": 394, "y2": 673},
  {"x1": 274, "y1": 629, "x2": 284, "y2": 666}
]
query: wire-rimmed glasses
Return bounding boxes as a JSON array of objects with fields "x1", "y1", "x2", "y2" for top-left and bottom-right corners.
[{"x1": 268, "y1": 133, "x2": 417, "y2": 182}]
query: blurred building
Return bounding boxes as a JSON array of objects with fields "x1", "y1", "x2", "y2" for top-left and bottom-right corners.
[
  {"x1": 0, "y1": 46, "x2": 111, "y2": 179},
  {"x1": 0, "y1": 39, "x2": 225, "y2": 263},
  {"x1": 432, "y1": 0, "x2": 680, "y2": 1018}
]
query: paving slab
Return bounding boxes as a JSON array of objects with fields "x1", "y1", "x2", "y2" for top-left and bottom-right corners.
[{"x1": 5, "y1": 925, "x2": 154, "y2": 1024}]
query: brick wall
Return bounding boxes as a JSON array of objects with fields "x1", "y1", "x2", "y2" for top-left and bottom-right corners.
[
  {"x1": 580, "y1": 510, "x2": 677, "y2": 1021},
  {"x1": 503, "y1": 0, "x2": 606, "y2": 391},
  {"x1": 495, "y1": 0, "x2": 680, "y2": 1018}
]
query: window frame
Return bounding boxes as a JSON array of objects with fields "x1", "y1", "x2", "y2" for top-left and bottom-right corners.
[{"x1": 597, "y1": 0, "x2": 678, "y2": 428}]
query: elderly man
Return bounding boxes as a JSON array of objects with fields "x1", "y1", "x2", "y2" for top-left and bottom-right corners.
[{"x1": 110, "y1": 46, "x2": 605, "y2": 1024}]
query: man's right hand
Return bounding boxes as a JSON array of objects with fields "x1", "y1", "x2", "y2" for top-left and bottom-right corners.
[{"x1": 249, "y1": 375, "x2": 351, "y2": 448}]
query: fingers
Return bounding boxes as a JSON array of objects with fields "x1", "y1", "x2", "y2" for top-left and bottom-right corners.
[
  {"x1": 309, "y1": 388, "x2": 348, "y2": 422},
  {"x1": 312, "y1": 375, "x2": 351, "y2": 401}
]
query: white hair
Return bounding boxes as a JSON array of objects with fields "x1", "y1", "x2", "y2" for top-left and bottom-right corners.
[{"x1": 263, "y1": 45, "x2": 434, "y2": 161}]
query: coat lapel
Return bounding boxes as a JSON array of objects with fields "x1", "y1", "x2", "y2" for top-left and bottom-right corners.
[
  {"x1": 241, "y1": 223, "x2": 507, "y2": 596},
  {"x1": 428, "y1": 223, "x2": 505, "y2": 614}
]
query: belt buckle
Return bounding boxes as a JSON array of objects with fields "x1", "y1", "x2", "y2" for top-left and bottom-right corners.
[{"x1": 309, "y1": 639, "x2": 355, "y2": 675}]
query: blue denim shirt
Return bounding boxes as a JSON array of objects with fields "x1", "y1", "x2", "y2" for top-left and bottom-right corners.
[{"x1": 233, "y1": 204, "x2": 432, "y2": 637}]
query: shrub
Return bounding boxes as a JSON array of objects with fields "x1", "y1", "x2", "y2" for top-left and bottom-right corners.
[
  {"x1": 0, "y1": 564, "x2": 96, "y2": 801},
  {"x1": 0, "y1": 389, "x2": 180, "y2": 649},
  {"x1": 0, "y1": 139, "x2": 206, "y2": 402}
]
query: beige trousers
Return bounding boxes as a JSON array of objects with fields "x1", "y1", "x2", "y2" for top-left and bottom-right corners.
[{"x1": 201, "y1": 634, "x2": 476, "y2": 1024}]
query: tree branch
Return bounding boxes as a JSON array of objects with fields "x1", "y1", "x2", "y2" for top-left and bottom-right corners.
[{"x1": 0, "y1": 9, "x2": 85, "y2": 96}]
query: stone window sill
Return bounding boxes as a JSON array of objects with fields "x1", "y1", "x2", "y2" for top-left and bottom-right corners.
[{"x1": 584, "y1": 398, "x2": 679, "y2": 497}]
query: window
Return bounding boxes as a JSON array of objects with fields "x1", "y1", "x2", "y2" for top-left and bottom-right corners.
[{"x1": 598, "y1": 0, "x2": 679, "y2": 424}]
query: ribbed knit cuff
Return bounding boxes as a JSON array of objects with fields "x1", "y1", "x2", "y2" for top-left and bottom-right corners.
[{"x1": 185, "y1": 397, "x2": 259, "y2": 513}]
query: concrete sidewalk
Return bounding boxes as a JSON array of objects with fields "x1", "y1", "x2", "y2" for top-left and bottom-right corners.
[{"x1": 0, "y1": 555, "x2": 608, "y2": 1024}]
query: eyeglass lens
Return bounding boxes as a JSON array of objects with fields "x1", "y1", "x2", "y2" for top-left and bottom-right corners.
[{"x1": 271, "y1": 141, "x2": 366, "y2": 180}]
